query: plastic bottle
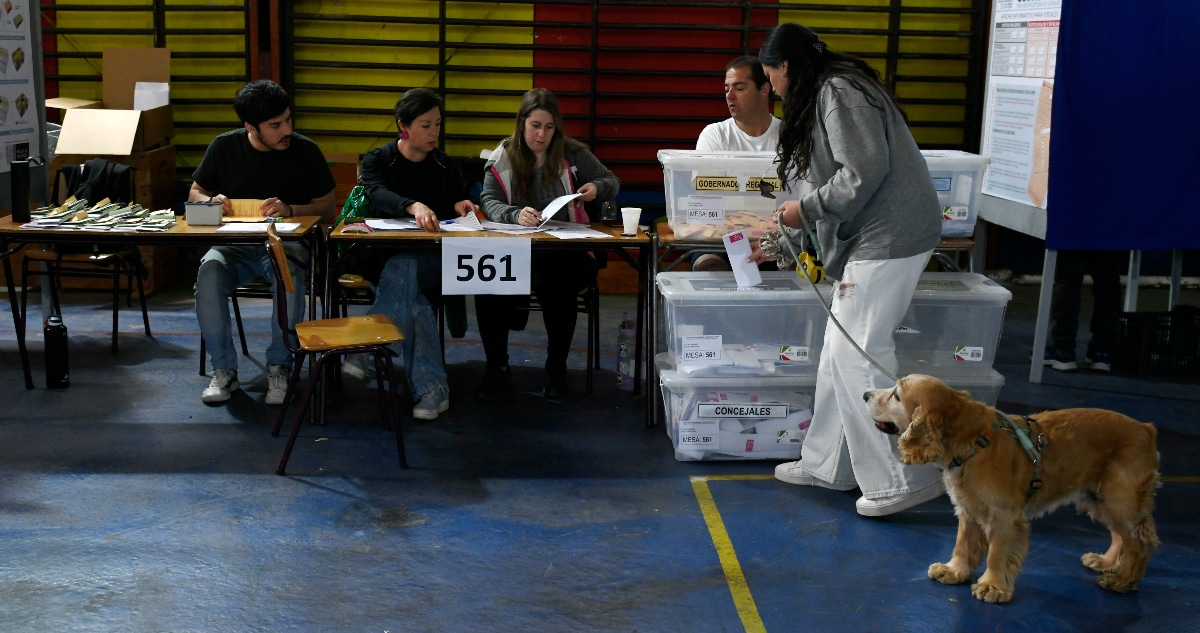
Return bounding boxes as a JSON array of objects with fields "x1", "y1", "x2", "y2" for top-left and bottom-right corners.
[
  {"x1": 616, "y1": 312, "x2": 636, "y2": 391},
  {"x1": 44, "y1": 315, "x2": 70, "y2": 389}
]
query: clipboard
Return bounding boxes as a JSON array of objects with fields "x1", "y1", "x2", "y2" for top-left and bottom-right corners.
[{"x1": 224, "y1": 199, "x2": 269, "y2": 222}]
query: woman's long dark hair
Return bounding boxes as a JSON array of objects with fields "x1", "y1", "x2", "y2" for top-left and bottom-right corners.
[
  {"x1": 759, "y1": 23, "x2": 907, "y2": 186},
  {"x1": 506, "y1": 88, "x2": 586, "y2": 201}
]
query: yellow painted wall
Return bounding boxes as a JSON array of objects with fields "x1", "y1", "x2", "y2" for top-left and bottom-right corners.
[{"x1": 292, "y1": 1, "x2": 534, "y2": 159}]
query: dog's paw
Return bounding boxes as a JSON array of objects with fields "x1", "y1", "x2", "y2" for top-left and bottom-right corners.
[
  {"x1": 1098, "y1": 574, "x2": 1138, "y2": 593},
  {"x1": 929, "y1": 562, "x2": 971, "y2": 585},
  {"x1": 971, "y1": 582, "x2": 1013, "y2": 603},
  {"x1": 1082, "y1": 552, "x2": 1119, "y2": 574}
]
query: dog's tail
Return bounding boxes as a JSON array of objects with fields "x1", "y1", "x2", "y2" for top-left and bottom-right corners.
[{"x1": 1134, "y1": 422, "x2": 1161, "y2": 552}]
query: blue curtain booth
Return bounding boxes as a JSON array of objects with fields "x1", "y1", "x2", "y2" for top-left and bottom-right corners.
[{"x1": 1047, "y1": 1, "x2": 1200, "y2": 251}]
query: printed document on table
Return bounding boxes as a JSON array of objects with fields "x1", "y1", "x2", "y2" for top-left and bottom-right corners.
[
  {"x1": 215, "y1": 222, "x2": 300, "y2": 233},
  {"x1": 365, "y1": 218, "x2": 420, "y2": 231},
  {"x1": 479, "y1": 220, "x2": 546, "y2": 234},
  {"x1": 548, "y1": 224, "x2": 610, "y2": 239},
  {"x1": 440, "y1": 213, "x2": 483, "y2": 232}
]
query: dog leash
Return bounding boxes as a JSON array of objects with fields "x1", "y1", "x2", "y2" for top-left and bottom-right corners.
[
  {"x1": 774, "y1": 213, "x2": 898, "y2": 382},
  {"x1": 949, "y1": 411, "x2": 1048, "y2": 499}
]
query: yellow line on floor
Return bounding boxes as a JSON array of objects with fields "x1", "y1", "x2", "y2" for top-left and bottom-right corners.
[
  {"x1": 700, "y1": 474, "x2": 775, "y2": 482},
  {"x1": 691, "y1": 475, "x2": 766, "y2": 633}
]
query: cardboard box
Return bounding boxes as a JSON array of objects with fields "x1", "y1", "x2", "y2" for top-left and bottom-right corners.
[{"x1": 47, "y1": 48, "x2": 173, "y2": 155}]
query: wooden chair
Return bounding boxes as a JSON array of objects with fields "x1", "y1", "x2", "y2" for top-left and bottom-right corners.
[
  {"x1": 19, "y1": 245, "x2": 151, "y2": 354},
  {"x1": 263, "y1": 225, "x2": 408, "y2": 475}
]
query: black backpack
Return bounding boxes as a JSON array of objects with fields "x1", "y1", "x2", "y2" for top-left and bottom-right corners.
[{"x1": 53, "y1": 158, "x2": 135, "y2": 205}]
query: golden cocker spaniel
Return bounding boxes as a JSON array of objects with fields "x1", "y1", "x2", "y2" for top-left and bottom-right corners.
[{"x1": 865, "y1": 374, "x2": 1159, "y2": 603}]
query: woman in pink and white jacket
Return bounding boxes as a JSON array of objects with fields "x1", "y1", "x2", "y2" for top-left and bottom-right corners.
[{"x1": 476, "y1": 88, "x2": 620, "y2": 403}]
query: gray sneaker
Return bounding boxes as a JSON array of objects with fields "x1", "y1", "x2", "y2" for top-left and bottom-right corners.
[
  {"x1": 202, "y1": 368, "x2": 239, "y2": 403},
  {"x1": 265, "y1": 364, "x2": 290, "y2": 405},
  {"x1": 412, "y1": 391, "x2": 449, "y2": 421},
  {"x1": 341, "y1": 353, "x2": 376, "y2": 381}
]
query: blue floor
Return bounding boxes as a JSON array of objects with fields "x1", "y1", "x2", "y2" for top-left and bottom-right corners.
[{"x1": 1, "y1": 274, "x2": 1197, "y2": 632}]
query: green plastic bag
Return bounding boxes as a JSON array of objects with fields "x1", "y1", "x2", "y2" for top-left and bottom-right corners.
[
  {"x1": 337, "y1": 185, "x2": 370, "y2": 227},
  {"x1": 336, "y1": 185, "x2": 370, "y2": 266}
]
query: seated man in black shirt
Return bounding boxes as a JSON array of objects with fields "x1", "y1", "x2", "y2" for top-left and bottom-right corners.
[{"x1": 190, "y1": 80, "x2": 336, "y2": 405}]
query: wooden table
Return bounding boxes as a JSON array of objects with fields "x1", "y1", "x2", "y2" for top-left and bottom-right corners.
[
  {"x1": 0, "y1": 215, "x2": 325, "y2": 389},
  {"x1": 327, "y1": 221, "x2": 655, "y2": 423}
]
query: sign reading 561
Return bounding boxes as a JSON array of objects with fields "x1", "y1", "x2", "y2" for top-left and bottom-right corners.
[{"x1": 441, "y1": 237, "x2": 531, "y2": 295}]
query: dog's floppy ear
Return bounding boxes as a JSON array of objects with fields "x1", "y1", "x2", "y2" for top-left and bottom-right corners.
[{"x1": 898, "y1": 404, "x2": 945, "y2": 465}]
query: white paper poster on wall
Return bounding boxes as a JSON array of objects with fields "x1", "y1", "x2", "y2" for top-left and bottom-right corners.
[
  {"x1": 980, "y1": 0, "x2": 1062, "y2": 209},
  {"x1": 0, "y1": 1, "x2": 41, "y2": 172}
]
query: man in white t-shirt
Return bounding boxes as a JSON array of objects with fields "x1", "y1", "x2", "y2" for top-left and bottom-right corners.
[
  {"x1": 696, "y1": 56, "x2": 780, "y2": 153},
  {"x1": 693, "y1": 56, "x2": 783, "y2": 270}
]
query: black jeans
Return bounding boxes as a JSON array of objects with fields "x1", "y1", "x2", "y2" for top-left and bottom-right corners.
[
  {"x1": 475, "y1": 251, "x2": 598, "y2": 372},
  {"x1": 1049, "y1": 249, "x2": 1124, "y2": 355}
]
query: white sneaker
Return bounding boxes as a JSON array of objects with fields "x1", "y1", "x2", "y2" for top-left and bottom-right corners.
[
  {"x1": 773, "y1": 461, "x2": 858, "y2": 491},
  {"x1": 412, "y1": 392, "x2": 449, "y2": 421},
  {"x1": 855, "y1": 480, "x2": 946, "y2": 517},
  {"x1": 202, "y1": 369, "x2": 239, "y2": 403},
  {"x1": 265, "y1": 364, "x2": 290, "y2": 405}
]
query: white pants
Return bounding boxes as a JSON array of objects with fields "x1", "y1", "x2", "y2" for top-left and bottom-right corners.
[{"x1": 799, "y1": 251, "x2": 942, "y2": 498}]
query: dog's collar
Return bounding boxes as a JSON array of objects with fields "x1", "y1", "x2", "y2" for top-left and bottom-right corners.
[{"x1": 949, "y1": 412, "x2": 1048, "y2": 499}]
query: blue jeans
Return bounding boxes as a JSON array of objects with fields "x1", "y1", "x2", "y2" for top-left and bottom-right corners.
[
  {"x1": 195, "y1": 243, "x2": 307, "y2": 370},
  {"x1": 369, "y1": 252, "x2": 448, "y2": 403}
]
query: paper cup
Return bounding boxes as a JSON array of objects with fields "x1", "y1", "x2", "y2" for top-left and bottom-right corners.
[{"x1": 621, "y1": 207, "x2": 641, "y2": 235}]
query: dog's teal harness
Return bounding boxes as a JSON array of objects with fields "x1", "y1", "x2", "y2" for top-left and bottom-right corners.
[{"x1": 949, "y1": 411, "x2": 1048, "y2": 499}]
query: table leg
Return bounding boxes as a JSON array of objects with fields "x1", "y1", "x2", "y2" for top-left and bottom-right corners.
[
  {"x1": 3, "y1": 250, "x2": 34, "y2": 389},
  {"x1": 1029, "y1": 249, "x2": 1057, "y2": 384}
]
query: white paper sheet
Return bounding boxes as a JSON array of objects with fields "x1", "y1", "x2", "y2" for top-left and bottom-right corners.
[
  {"x1": 215, "y1": 222, "x2": 300, "y2": 233},
  {"x1": 537, "y1": 193, "x2": 583, "y2": 227},
  {"x1": 479, "y1": 220, "x2": 546, "y2": 234},
  {"x1": 722, "y1": 229, "x2": 761, "y2": 287},
  {"x1": 365, "y1": 218, "x2": 420, "y2": 231},
  {"x1": 133, "y1": 82, "x2": 170, "y2": 110},
  {"x1": 441, "y1": 213, "x2": 483, "y2": 231},
  {"x1": 549, "y1": 225, "x2": 611, "y2": 239}
]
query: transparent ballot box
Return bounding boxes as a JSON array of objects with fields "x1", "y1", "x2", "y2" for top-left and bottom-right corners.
[
  {"x1": 658, "y1": 149, "x2": 779, "y2": 242},
  {"x1": 895, "y1": 272, "x2": 1012, "y2": 375},
  {"x1": 657, "y1": 354, "x2": 812, "y2": 462},
  {"x1": 656, "y1": 354, "x2": 1005, "y2": 462},
  {"x1": 656, "y1": 271, "x2": 827, "y2": 376},
  {"x1": 921, "y1": 150, "x2": 989, "y2": 238}
]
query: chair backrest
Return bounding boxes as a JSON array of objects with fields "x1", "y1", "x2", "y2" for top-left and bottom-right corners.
[
  {"x1": 264, "y1": 224, "x2": 302, "y2": 355},
  {"x1": 266, "y1": 224, "x2": 293, "y2": 294},
  {"x1": 265, "y1": 225, "x2": 315, "y2": 357}
]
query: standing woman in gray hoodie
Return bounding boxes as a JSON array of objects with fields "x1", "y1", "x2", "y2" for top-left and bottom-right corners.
[{"x1": 755, "y1": 22, "x2": 944, "y2": 517}]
